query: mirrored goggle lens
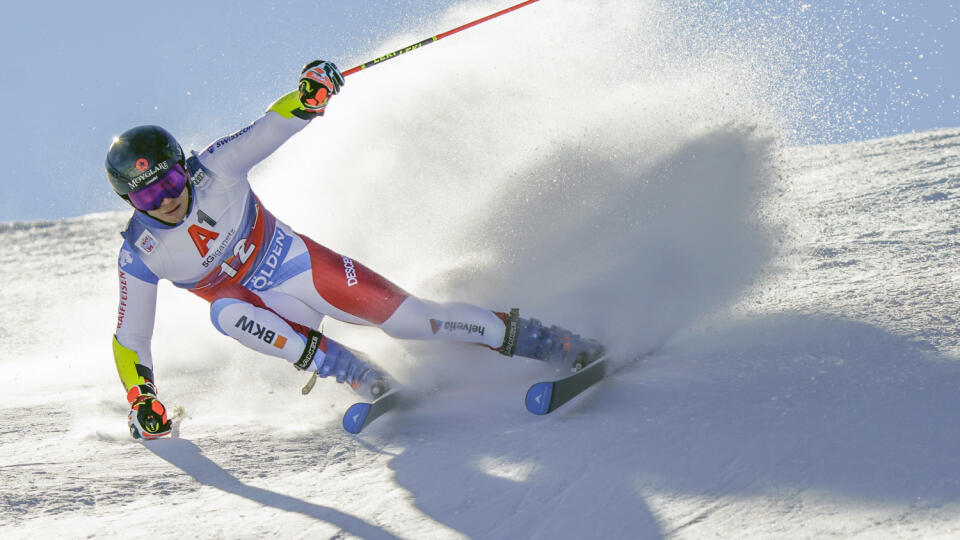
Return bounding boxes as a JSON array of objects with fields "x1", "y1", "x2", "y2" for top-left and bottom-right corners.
[{"x1": 128, "y1": 164, "x2": 188, "y2": 211}]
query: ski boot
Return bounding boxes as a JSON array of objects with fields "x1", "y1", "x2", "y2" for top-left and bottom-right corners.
[
  {"x1": 497, "y1": 308, "x2": 606, "y2": 372},
  {"x1": 302, "y1": 331, "x2": 393, "y2": 400}
]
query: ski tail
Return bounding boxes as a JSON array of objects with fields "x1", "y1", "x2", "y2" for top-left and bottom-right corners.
[
  {"x1": 525, "y1": 381, "x2": 555, "y2": 415},
  {"x1": 525, "y1": 358, "x2": 607, "y2": 415},
  {"x1": 342, "y1": 389, "x2": 402, "y2": 434}
]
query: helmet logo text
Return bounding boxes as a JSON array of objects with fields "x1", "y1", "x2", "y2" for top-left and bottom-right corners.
[{"x1": 127, "y1": 161, "x2": 170, "y2": 190}]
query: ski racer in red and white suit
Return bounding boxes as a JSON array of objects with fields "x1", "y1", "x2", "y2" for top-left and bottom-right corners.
[{"x1": 111, "y1": 60, "x2": 603, "y2": 439}]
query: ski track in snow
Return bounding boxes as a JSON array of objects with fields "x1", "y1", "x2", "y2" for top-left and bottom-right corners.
[{"x1": 4, "y1": 0, "x2": 960, "y2": 537}]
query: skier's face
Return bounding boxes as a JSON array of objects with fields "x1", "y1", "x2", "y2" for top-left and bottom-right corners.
[{"x1": 145, "y1": 184, "x2": 189, "y2": 224}]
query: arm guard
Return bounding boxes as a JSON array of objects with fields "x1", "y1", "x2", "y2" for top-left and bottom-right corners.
[
  {"x1": 267, "y1": 90, "x2": 316, "y2": 120},
  {"x1": 113, "y1": 335, "x2": 155, "y2": 392}
]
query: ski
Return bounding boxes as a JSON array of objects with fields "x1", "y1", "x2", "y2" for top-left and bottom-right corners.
[
  {"x1": 525, "y1": 358, "x2": 607, "y2": 415},
  {"x1": 342, "y1": 389, "x2": 402, "y2": 434}
]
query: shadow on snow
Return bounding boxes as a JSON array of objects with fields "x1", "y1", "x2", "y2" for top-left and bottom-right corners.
[
  {"x1": 145, "y1": 439, "x2": 401, "y2": 540},
  {"x1": 380, "y1": 312, "x2": 960, "y2": 539}
]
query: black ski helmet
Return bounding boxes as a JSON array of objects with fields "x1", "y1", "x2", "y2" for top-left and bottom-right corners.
[{"x1": 105, "y1": 125, "x2": 184, "y2": 197}]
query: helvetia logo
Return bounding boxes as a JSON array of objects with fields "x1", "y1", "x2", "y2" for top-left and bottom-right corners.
[{"x1": 430, "y1": 319, "x2": 486, "y2": 336}]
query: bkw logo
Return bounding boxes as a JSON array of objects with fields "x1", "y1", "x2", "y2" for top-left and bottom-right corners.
[{"x1": 235, "y1": 316, "x2": 287, "y2": 349}]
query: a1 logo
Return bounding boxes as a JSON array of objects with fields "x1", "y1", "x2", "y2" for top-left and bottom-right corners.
[
  {"x1": 189, "y1": 210, "x2": 220, "y2": 257},
  {"x1": 188, "y1": 225, "x2": 219, "y2": 256}
]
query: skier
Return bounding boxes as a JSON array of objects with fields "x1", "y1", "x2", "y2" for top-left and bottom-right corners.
[{"x1": 108, "y1": 60, "x2": 604, "y2": 439}]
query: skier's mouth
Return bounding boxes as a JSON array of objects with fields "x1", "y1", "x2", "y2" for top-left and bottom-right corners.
[
  {"x1": 156, "y1": 201, "x2": 184, "y2": 221},
  {"x1": 156, "y1": 202, "x2": 178, "y2": 216}
]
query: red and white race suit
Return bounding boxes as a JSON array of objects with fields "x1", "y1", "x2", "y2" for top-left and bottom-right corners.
[{"x1": 114, "y1": 104, "x2": 505, "y2": 384}]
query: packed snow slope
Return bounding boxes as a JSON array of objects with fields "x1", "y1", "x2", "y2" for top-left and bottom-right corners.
[{"x1": 3, "y1": 1, "x2": 960, "y2": 538}]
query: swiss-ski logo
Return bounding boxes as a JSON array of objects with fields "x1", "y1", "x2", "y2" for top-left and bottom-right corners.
[
  {"x1": 430, "y1": 319, "x2": 443, "y2": 334},
  {"x1": 136, "y1": 230, "x2": 158, "y2": 254}
]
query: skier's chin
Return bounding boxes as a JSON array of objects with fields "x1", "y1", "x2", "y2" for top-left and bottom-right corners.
[{"x1": 145, "y1": 189, "x2": 189, "y2": 224}]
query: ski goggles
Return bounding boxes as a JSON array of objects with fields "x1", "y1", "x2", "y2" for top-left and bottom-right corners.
[{"x1": 128, "y1": 163, "x2": 188, "y2": 211}]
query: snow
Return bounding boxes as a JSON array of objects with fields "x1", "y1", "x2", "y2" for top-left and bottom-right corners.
[{"x1": 3, "y1": 1, "x2": 960, "y2": 538}]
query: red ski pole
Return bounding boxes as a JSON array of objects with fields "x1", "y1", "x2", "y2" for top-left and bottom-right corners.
[{"x1": 342, "y1": 0, "x2": 542, "y2": 77}]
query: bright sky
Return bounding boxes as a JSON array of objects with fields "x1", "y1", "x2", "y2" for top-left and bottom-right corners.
[{"x1": 0, "y1": 0, "x2": 956, "y2": 222}]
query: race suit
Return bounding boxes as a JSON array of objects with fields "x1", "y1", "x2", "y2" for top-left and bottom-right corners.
[{"x1": 112, "y1": 91, "x2": 506, "y2": 395}]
